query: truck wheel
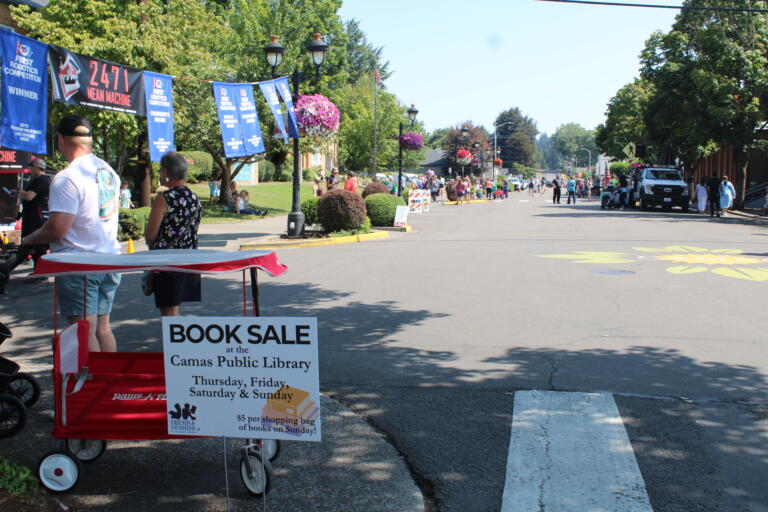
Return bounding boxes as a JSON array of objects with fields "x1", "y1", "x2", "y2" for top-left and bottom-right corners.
[
  {"x1": 639, "y1": 195, "x2": 648, "y2": 211},
  {"x1": 682, "y1": 204, "x2": 689, "y2": 213}
]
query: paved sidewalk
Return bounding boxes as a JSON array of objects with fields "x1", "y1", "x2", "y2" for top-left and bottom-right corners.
[{"x1": 0, "y1": 214, "x2": 425, "y2": 511}]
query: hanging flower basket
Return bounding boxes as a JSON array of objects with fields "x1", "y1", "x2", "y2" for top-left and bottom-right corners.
[
  {"x1": 295, "y1": 94, "x2": 340, "y2": 138},
  {"x1": 399, "y1": 131, "x2": 424, "y2": 151},
  {"x1": 494, "y1": 158, "x2": 503, "y2": 167},
  {"x1": 456, "y1": 149, "x2": 473, "y2": 166}
]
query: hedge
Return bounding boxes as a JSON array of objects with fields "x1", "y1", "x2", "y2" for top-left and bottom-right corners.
[
  {"x1": 301, "y1": 196, "x2": 319, "y2": 225},
  {"x1": 178, "y1": 151, "x2": 214, "y2": 183},
  {"x1": 317, "y1": 189, "x2": 367, "y2": 233},
  {"x1": 118, "y1": 207, "x2": 150, "y2": 242},
  {"x1": 365, "y1": 193, "x2": 405, "y2": 226}
]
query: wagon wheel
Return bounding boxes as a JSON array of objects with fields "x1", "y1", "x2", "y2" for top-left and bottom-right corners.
[
  {"x1": 0, "y1": 394, "x2": 26, "y2": 438},
  {"x1": 65, "y1": 439, "x2": 107, "y2": 463},
  {"x1": 7, "y1": 372, "x2": 40, "y2": 408},
  {"x1": 38, "y1": 451, "x2": 82, "y2": 493},
  {"x1": 240, "y1": 452, "x2": 273, "y2": 497},
  {"x1": 247, "y1": 438, "x2": 281, "y2": 461}
]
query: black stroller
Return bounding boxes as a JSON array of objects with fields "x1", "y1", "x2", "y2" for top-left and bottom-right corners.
[{"x1": 0, "y1": 321, "x2": 40, "y2": 437}]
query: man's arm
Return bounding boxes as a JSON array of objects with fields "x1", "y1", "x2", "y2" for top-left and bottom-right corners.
[
  {"x1": 22, "y1": 212, "x2": 74, "y2": 246},
  {"x1": 18, "y1": 189, "x2": 37, "y2": 201}
]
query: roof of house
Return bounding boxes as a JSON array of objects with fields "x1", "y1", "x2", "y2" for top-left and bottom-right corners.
[
  {"x1": 6, "y1": 1, "x2": 48, "y2": 7},
  {"x1": 421, "y1": 148, "x2": 451, "y2": 168}
]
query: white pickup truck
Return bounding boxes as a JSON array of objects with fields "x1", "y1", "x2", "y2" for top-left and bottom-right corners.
[{"x1": 636, "y1": 167, "x2": 690, "y2": 212}]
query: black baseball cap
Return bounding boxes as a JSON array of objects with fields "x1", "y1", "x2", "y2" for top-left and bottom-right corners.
[{"x1": 57, "y1": 114, "x2": 92, "y2": 137}]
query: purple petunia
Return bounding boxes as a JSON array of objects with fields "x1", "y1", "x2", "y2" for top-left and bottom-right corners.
[
  {"x1": 399, "y1": 131, "x2": 424, "y2": 151},
  {"x1": 295, "y1": 94, "x2": 340, "y2": 138}
]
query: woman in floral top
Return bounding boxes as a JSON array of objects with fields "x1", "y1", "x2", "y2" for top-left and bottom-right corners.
[{"x1": 145, "y1": 152, "x2": 202, "y2": 316}]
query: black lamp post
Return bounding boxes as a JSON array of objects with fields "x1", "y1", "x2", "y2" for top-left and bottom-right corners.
[
  {"x1": 397, "y1": 104, "x2": 419, "y2": 197},
  {"x1": 459, "y1": 125, "x2": 469, "y2": 177},
  {"x1": 264, "y1": 33, "x2": 328, "y2": 238}
]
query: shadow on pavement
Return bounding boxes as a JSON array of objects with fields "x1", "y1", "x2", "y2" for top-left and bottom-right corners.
[
  {"x1": 2, "y1": 277, "x2": 767, "y2": 511},
  {"x1": 536, "y1": 203, "x2": 768, "y2": 226}
]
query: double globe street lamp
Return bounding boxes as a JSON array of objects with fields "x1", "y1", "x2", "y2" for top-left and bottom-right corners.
[
  {"x1": 264, "y1": 33, "x2": 328, "y2": 238},
  {"x1": 397, "y1": 104, "x2": 419, "y2": 197}
]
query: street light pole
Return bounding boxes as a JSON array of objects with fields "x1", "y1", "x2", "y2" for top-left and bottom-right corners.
[
  {"x1": 264, "y1": 34, "x2": 328, "y2": 239},
  {"x1": 397, "y1": 105, "x2": 419, "y2": 197},
  {"x1": 493, "y1": 121, "x2": 513, "y2": 182}
]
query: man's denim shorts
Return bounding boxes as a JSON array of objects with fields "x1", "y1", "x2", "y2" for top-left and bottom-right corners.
[{"x1": 56, "y1": 273, "x2": 122, "y2": 318}]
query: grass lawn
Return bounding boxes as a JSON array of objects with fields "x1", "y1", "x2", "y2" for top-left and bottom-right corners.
[{"x1": 189, "y1": 182, "x2": 314, "y2": 224}]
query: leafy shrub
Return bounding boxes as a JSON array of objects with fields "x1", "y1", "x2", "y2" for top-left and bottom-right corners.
[
  {"x1": 259, "y1": 160, "x2": 277, "y2": 182},
  {"x1": 304, "y1": 166, "x2": 322, "y2": 181},
  {"x1": 328, "y1": 216, "x2": 372, "y2": 237},
  {"x1": 362, "y1": 181, "x2": 388, "y2": 198},
  {"x1": 365, "y1": 193, "x2": 405, "y2": 226},
  {"x1": 178, "y1": 151, "x2": 214, "y2": 183},
  {"x1": 0, "y1": 456, "x2": 39, "y2": 495},
  {"x1": 301, "y1": 197, "x2": 319, "y2": 225},
  {"x1": 118, "y1": 207, "x2": 151, "y2": 241},
  {"x1": 609, "y1": 161, "x2": 630, "y2": 176},
  {"x1": 317, "y1": 189, "x2": 367, "y2": 233}
]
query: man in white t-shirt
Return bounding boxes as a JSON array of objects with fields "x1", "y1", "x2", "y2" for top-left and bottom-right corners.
[{"x1": 22, "y1": 115, "x2": 122, "y2": 352}]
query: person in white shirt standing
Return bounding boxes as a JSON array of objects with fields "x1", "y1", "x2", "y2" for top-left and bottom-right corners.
[{"x1": 22, "y1": 115, "x2": 122, "y2": 352}]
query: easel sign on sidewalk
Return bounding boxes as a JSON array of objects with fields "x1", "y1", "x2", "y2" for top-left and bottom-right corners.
[
  {"x1": 394, "y1": 205, "x2": 408, "y2": 227},
  {"x1": 162, "y1": 316, "x2": 321, "y2": 442}
]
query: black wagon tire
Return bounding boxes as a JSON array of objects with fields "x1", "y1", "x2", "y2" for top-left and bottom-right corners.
[
  {"x1": 240, "y1": 452, "x2": 273, "y2": 497},
  {"x1": 0, "y1": 394, "x2": 26, "y2": 438},
  {"x1": 37, "y1": 451, "x2": 82, "y2": 493},
  {"x1": 65, "y1": 439, "x2": 107, "y2": 463},
  {"x1": 7, "y1": 372, "x2": 40, "y2": 408}
]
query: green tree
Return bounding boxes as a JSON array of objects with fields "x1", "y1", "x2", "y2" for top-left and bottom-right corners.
[
  {"x1": 596, "y1": 79, "x2": 654, "y2": 161},
  {"x1": 493, "y1": 107, "x2": 538, "y2": 168},
  {"x1": 639, "y1": 0, "x2": 768, "y2": 203},
  {"x1": 344, "y1": 19, "x2": 391, "y2": 85},
  {"x1": 440, "y1": 122, "x2": 491, "y2": 175},
  {"x1": 551, "y1": 123, "x2": 597, "y2": 168}
]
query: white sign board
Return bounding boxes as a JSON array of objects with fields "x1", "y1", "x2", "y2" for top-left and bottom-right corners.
[
  {"x1": 162, "y1": 316, "x2": 320, "y2": 441},
  {"x1": 394, "y1": 205, "x2": 409, "y2": 227}
]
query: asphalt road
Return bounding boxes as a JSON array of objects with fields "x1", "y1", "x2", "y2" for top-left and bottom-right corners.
[{"x1": 3, "y1": 192, "x2": 768, "y2": 511}]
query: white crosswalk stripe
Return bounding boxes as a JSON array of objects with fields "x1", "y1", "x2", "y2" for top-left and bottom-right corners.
[{"x1": 502, "y1": 390, "x2": 653, "y2": 512}]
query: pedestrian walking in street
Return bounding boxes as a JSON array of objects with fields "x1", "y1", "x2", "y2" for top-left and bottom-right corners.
[
  {"x1": 566, "y1": 177, "x2": 576, "y2": 204},
  {"x1": 552, "y1": 178, "x2": 561, "y2": 204},
  {"x1": 707, "y1": 175, "x2": 721, "y2": 218},
  {"x1": 695, "y1": 179, "x2": 708, "y2": 213},
  {"x1": 720, "y1": 175, "x2": 735, "y2": 216},
  {"x1": 17, "y1": 157, "x2": 50, "y2": 273}
]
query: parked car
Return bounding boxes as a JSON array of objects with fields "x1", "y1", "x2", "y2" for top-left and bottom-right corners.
[
  {"x1": 634, "y1": 167, "x2": 690, "y2": 212},
  {"x1": 507, "y1": 177, "x2": 522, "y2": 191}
]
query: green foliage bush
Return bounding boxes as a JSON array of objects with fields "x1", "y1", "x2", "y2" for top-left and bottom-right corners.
[
  {"x1": 609, "y1": 161, "x2": 630, "y2": 176},
  {"x1": 178, "y1": 151, "x2": 213, "y2": 183},
  {"x1": 0, "y1": 457, "x2": 39, "y2": 495},
  {"x1": 118, "y1": 207, "x2": 150, "y2": 242},
  {"x1": 258, "y1": 160, "x2": 277, "y2": 182},
  {"x1": 327, "y1": 216, "x2": 372, "y2": 237},
  {"x1": 317, "y1": 189, "x2": 367, "y2": 233},
  {"x1": 304, "y1": 166, "x2": 322, "y2": 181},
  {"x1": 362, "y1": 181, "x2": 388, "y2": 198},
  {"x1": 301, "y1": 196, "x2": 319, "y2": 225},
  {"x1": 365, "y1": 193, "x2": 404, "y2": 226}
]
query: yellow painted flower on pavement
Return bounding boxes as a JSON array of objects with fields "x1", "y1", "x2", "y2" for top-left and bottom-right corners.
[{"x1": 538, "y1": 245, "x2": 768, "y2": 282}]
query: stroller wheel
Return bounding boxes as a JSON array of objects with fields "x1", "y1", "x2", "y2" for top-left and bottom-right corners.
[
  {"x1": 0, "y1": 394, "x2": 25, "y2": 438},
  {"x1": 247, "y1": 438, "x2": 281, "y2": 461},
  {"x1": 38, "y1": 451, "x2": 81, "y2": 493},
  {"x1": 240, "y1": 452, "x2": 273, "y2": 497},
  {"x1": 65, "y1": 439, "x2": 107, "y2": 463},
  {"x1": 7, "y1": 372, "x2": 40, "y2": 408}
]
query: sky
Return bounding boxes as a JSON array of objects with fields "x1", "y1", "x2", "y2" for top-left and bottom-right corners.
[{"x1": 338, "y1": 0, "x2": 685, "y2": 136}]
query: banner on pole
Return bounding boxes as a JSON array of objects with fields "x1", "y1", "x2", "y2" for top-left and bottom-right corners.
[
  {"x1": 274, "y1": 76, "x2": 299, "y2": 138},
  {"x1": 0, "y1": 147, "x2": 31, "y2": 171},
  {"x1": 143, "y1": 71, "x2": 174, "y2": 162},
  {"x1": 213, "y1": 82, "x2": 247, "y2": 158},
  {"x1": 0, "y1": 30, "x2": 48, "y2": 154},
  {"x1": 236, "y1": 84, "x2": 265, "y2": 155},
  {"x1": 48, "y1": 45, "x2": 146, "y2": 115},
  {"x1": 258, "y1": 80, "x2": 288, "y2": 143},
  {"x1": 162, "y1": 316, "x2": 321, "y2": 441}
]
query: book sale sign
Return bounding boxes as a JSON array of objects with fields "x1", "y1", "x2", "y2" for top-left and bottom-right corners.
[{"x1": 162, "y1": 317, "x2": 320, "y2": 442}]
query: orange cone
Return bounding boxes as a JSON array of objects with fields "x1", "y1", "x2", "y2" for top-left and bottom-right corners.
[{"x1": 127, "y1": 239, "x2": 135, "y2": 253}]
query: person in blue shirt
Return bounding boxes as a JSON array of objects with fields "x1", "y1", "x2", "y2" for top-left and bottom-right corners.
[{"x1": 566, "y1": 177, "x2": 577, "y2": 204}]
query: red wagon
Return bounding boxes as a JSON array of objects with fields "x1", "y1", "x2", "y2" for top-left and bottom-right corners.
[{"x1": 31, "y1": 249, "x2": 288, "y2": 494}]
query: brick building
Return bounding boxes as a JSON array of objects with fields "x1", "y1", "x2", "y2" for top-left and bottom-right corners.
[{"x1": 0, "y1": 1, "x2": 48, "y2": 32}]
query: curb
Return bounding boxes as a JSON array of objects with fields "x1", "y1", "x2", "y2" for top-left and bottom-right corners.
[{"x1": 240, "y1": 230, "x2": 390, "y2": 250}]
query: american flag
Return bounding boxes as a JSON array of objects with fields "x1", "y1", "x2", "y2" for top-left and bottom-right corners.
[{"x1": 374, "y1": 68, "x2": 381, "y2": 84}]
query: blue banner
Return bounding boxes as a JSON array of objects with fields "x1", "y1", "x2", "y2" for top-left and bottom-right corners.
[
  {"x1": 235, "y1": 84, "x2": 265, "y2": 155},
  {"x1": 213, "y1": 82, "x2": 246, "y2": 158},
  {"x1": 143, "y1": 71, "x2": 174, "y2": 162},
  {"x1": 274, "y1": 77, "x2": 299, "y2": 139},
  {"x1": 258, "y1": 80, "x2": 288, "y2": 143},
  {"x1": 0, "y1": 30, "x2": 48, "y2": 154}
]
